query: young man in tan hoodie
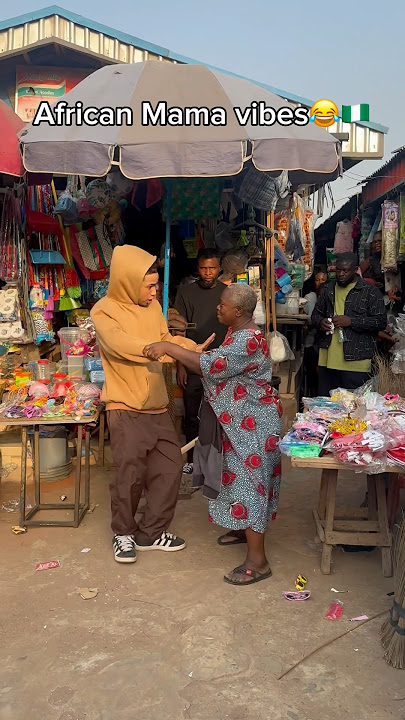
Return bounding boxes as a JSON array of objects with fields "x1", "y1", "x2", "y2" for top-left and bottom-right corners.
[{"x1": 91, "y1": 245, "x2": 212, "y2": 563}]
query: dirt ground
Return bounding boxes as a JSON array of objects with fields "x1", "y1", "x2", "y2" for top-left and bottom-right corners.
[{"x1": 0, "y1": 453, "x2": 404, "y2": 720}]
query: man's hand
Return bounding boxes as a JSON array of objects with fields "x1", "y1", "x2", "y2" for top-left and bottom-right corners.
[
  {"x1": 196, "y1": 333, "x2": 216, "y2": 353},
  {"x1": 332, "y1": 315, "x2": 351, "y2": 328},
  {"x1": 143, "y1": 342, "x2": 169, "y2": 360},
  {"x1": 320, "y1": 318, "x2": 333, "y2": 332},
  {"x1": 176, "y1": 362, "x2": 188, "y2": 389}
]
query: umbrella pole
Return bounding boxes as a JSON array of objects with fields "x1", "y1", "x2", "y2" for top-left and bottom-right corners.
[
  {"x1": 265, "y1": 211, "x2": 276, "y2": 334},
  {"x1": 163, "y1": 178, "x2": 172, "y2": 320}
]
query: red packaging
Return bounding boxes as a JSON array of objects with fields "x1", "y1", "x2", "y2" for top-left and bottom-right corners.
[
  {"x1": 35, "y1": 560, "x2": 61, "y2": 572},
  {"x1": 325, "y1": 600, "x2": 344, "y2": 620}
]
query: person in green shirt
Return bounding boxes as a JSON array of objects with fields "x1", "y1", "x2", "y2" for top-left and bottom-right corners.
[{"x1": 312, "y1": 252, "x2": 387, "y2": 396}]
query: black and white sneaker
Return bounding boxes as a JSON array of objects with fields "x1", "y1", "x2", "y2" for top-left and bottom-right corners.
[
  {"x1": 112, "y1": 535, "x2": 136, "y2": 563},
  {"x1": 135, "y1": 531, "x2": 186, "y2": 552},
  {"x1": 182, "y1": 462, "x2": 193, "y2": 475}
]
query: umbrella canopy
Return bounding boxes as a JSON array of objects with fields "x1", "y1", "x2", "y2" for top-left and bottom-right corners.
[
  {"x1": 0, "y1": 100, "x2": 25, "y2": 176},
  {"x1": 20, "y1": 61, "x2": 341, "y2": 184}
]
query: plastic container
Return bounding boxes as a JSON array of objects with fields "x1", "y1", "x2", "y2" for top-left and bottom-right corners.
[
  {"x1": 36, "y1": 359, "x2": 50, "y2": 383},
  {"x1": 276, "y1": 302, "x2": 288, "y2": 316},
  {"x1": 58, "y1": 327, "x2": 89, "y2": 361},
  {"x1": 67, "y1": 356, "x2": 84, "y2": 379},
  {"x1": 285, "y1": 292, "x2": 300, "y2": 315}
]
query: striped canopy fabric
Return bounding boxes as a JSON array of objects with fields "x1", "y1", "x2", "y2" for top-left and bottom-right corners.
[{"x1": 20, "y1": 61, "x2": 341, "y2": 184}]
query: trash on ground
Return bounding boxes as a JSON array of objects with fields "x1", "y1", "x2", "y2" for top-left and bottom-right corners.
[
  {"x1": 88, "y1": 504, "x2": 99, "y2": 513},
  {"x1": 188, "y1": 672, "x2": 193, "y2": 678},
  {"x1": 35, "y1": 560, "x2": 60, "y2": 571},
  {"x1": 325, "y1": 600, "x2": 344, "y2": 620},
  {"x1": 77, "y1": 587, "x2": 98, "y2": 600},
  {"x1": 60, "y1": 495, "x2": 67, "y2": 501},
  {"x1": 81, "y1": 548, "x2": 91, "y2": 553},
  {"x1": 11, "y1": 526, "x2": 26, "y2": 534},
  {"x1": 294, "y1": 574, "x2": 308, "y2": 591},
  {"x1": 282, "y1": 591, "x2": 311, "y2": 601},
  {"x1": 350, "y1": 615, "x2": 369, "y2": 621},
  {"x1": 331, "y1": 587, "x2": 348, "y2": 593}
]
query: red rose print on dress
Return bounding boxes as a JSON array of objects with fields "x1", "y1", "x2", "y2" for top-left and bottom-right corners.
[
  {"x1": 257, "y1": 482, "x2": 266, "y2": 497},
  {"x1": 256, "y1": 379, "x2": 267, "y2": 387},
  {"x1": 215, "y1": 380, "x2": 227, "y2": 396},
  {"x1": 272, "y1": 463, "x2": 281, "y2": 477},
  {"x1": 271, "y1": 512, "x2": 277, "y2": 521},
  {"x1": 245, "y1": 454, "x2": 262, "y2": 469},
  {"x1": 259, "y1": 395, "x2": 276, "y2": 405},
  {"x1": 261, "y1": 340, "x2": 269, "y2": 358},
  {"x1": 230, "y1": 502, "x2": 248, "y2": 520},
  {"x1": 246, "y1": 336, "x2": 259, "y2": 356},
  {"x1": 241, "y1": 416, "x2": 256, "y2": 431},
  {"x1": 223, "y1": 439, "x2": 232, "y2": 452},
  {"x1": 210, "y1": 357, "x2": 227, "y2": 374},
  {"x1": 233, "y1": 383, "x2": 248, "y2": 401},
  {"x1": 222, "y1": 471, "x2": 237, "y2": 486},
  {"x1": 277, "y1": 401, "x2": 283, "y2": 418},
  {"x1": 265, "y1": 435, "x2": 279, "y2": 452},
  {"x1": 243, "y1": 362, "x2": 260, "y2": 374},
  {"x1": 219, "y1": 411, "x2": 232, "y2": 425},
  {"x1": 223, "y1": 335, "x2": 234, "y2": 347},
  {"x1": 269, "y1": 489, "x2": 274, "y2": 501},
  {"x1": 208, "y1": 514, "x2": 214, "y2": 523}
]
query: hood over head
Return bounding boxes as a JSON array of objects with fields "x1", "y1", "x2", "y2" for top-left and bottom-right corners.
[{"x1": 107, "y1": 245, "x2": 157, "y2": 304}]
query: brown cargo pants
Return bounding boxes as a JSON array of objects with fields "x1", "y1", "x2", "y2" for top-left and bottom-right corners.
[{"x1": 107, "y1": 410, "x2": 183, "y2": 542}]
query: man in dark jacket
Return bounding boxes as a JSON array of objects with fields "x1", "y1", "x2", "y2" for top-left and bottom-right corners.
[{"x1": 311, "y1": 252, "x2": 387, "y2": 396}]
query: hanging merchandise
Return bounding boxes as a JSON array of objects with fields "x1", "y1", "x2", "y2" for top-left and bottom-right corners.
[
  {"x1": 275, "y1": 208, "x2": 290, "y2": 251},
  {"x1": 333, "y1": 219, "x2": 353, "y2": 254},
  {"x1": 303, "y1": 209, "x2": 316, "y2": 277},
  {"x1": 106, "y1": 169, "x2": 134, "y2": 199},
  {"x1": 162, "y1": 178, "x2": 222, "y2": 221},
  {"x1": 235, "y1": 168, "x2": 290, "y2": 211},
  {"x1": 398, "y1": 194, "x2": 405, "y2": 262},
  {"x1": 85, "y1": 179, "x2": 112, "y2": 210},
  {"x1": 285, "y1": 194, "x2": 306, "y2": 261},
  {"x1": 381, "y1": 200, "x2": 399, "y2": 271}
]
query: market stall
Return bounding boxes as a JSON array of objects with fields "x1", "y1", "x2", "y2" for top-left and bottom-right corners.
[{"x1": 281, "y1": 385, "x2": 405, "y2": 576}]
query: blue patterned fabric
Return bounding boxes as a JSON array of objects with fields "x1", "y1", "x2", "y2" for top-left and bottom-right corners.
[{"x1": 200, "y1": 329, "x2": 283, "y2": 533}]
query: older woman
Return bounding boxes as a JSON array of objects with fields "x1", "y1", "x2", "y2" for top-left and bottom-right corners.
[{"x1": 143, "y1": 284, "x2": 282, "y2": 586}]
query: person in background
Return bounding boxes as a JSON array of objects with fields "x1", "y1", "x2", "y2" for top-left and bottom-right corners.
[
  {"x1": 360, "y1": 231, "x2": 383, "y2": 289},
  {"x1": 91, "y1": 245, "x2": 213, "y2": 564},
  {"x1": 311, "y1": 252, "x2": 387, "y2": 396},
  {"x1": 302, "y1": 267, "x2": 328, "y2": 397},
  {"x1": 174, "y1": 248, "x2": 227, "y2": 474},
  {"x1": 143, "y1": 284, "x2": 283, "y2": 586}
]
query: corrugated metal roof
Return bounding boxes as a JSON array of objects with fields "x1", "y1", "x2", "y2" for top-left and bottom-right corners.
[
  {"x1": 360, "y1": 147, "x2": 405, "y2": 184},
  {"x1": 0, "y1": 5, "x2": 389, "y2": 135}
]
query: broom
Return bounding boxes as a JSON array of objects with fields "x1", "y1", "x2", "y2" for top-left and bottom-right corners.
[
  {"x1": 376, "y1": 355, "x2": 405, "y2": 398},
  {"x1": 381, "y1": 513, "x2": 405, "y2": 668}
]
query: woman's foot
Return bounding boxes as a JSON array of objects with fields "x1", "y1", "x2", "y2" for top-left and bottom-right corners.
[
  {"x1": 217, "y1": 530, "x2": 247, "y2": 546},
  {"x1": 224, "y1": 561, "x2": 272, "y2": 585}
]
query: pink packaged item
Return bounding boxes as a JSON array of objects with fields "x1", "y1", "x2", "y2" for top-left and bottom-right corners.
[{"x1": 325, "y1": 600, "x2": 343, "y2": 620}]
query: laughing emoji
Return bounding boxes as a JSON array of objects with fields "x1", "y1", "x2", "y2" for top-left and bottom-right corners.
[{"x1": 309, "y1": 99, "x2": 340, "y2": 128}]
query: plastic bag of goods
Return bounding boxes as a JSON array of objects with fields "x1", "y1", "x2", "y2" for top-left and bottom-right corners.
[
  {"x1": 329, "y1": 431, "x2": 388, "y2": 474},
  {"x1": 268, "y1": 331, "x2": 294, "y2": 363}
]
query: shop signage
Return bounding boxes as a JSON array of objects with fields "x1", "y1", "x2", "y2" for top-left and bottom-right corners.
[{"x1": 15, "y1": 65, "x2": 92, "y2": 123}]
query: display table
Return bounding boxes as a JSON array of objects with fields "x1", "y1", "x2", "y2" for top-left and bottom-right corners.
[
  {"x1": 0, "y1": 412, "x2": 100, "y2": 529},
  {"x1": 290, "y1": 455, "x2": 398, "y2": 577}
]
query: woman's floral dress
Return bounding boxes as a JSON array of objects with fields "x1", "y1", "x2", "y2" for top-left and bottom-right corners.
[{"x1": 199, "y1": 328, "x2": 282, "y2": 533}]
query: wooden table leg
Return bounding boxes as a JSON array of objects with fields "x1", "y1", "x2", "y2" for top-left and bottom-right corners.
[
  {"x1": 375, "y1": 474, "x2": 393, "y2": 578},
  {"x1": 321, "y1": 469, "x2": 338, "y2": 575},
  {"x1": 318, "y1": 469, "x2": 329, "y2": 521},
  {"x1": 367, "y1": 475, "x2": 377, "y2": 520},
  {"x1": 97, "y1": 410, "x2": 105, "y2": 467},
  {"x1": 74, "y1": 426, "x2": 83, "y2": 528},
  {"x1": 34, "y1": 425, "x2": 40, "y2": 507},
  {"x1": 19, "y1": 427, "x2": 28, "y2": 527}
]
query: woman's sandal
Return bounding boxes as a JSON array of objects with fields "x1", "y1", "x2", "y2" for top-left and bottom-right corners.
[
  {"x1": 217, "y1": 532, "x2": 247, "y2": 546},
  {"x1": 224, "y1": 564, "x2": 272, "y2": 586}
]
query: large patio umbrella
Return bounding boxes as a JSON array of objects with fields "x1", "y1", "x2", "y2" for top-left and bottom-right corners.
[
  {"x1": 19, "y1": 61, "x2": 341, "y2": 316},
  {"x1": 19, "y1": 61, "x2": 340, "y2": 184},
  {"x1": 0, "y1": 100, "x2": 24, "y2": 176}
]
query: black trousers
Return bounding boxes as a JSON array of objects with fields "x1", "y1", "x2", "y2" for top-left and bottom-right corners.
[
  {"x1": 318, "y1": 366, "x2": 370, "y2": 397},
  {"x1": 183, "y1": 373, "x2": 204, "y2": 462},
  {"x1": 303, "y1": 346, "x2": 319, "y2": 397}
]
